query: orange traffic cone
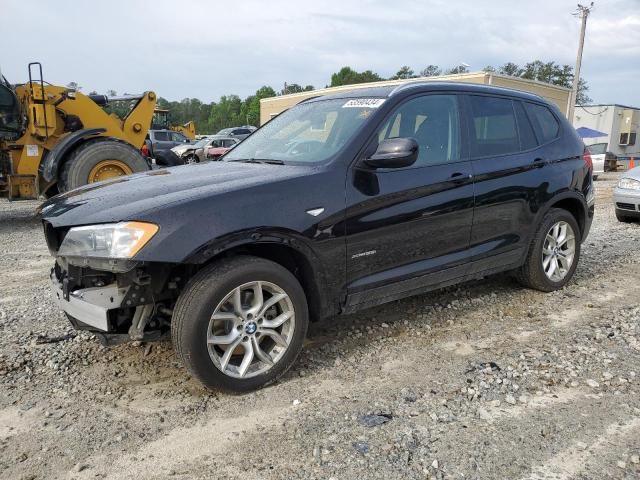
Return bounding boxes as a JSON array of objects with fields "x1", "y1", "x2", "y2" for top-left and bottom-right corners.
[{"x1": 630, "y1": 157, "x2": 635, "y2": 170}]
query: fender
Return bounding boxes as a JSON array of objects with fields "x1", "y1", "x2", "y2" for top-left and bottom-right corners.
[
  {"x1": 524, "y1": 189, "x2": 590, "y2": 257},
  {"x1": 533, "y1": 190, "x2": 588, "y2": 231},
  {"x1": 183, "y1": 227, "x2": 341, "y2": 320},
  {"x1": 41, "y1": 128, "x2": 106, "y2": 182}
]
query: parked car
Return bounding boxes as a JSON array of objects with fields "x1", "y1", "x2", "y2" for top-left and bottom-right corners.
[
  {"x1": 205, "y1": 137, "x2": 240, "y2": 160},
  {"x1": 216, "y1": 126, "x2": 255, "y2": 140},
  {"x1": 613, "y1": 166, "x2": 640, "y2": 222},
  {"x1": 171, "y1": 136, "x2": 211, "y2": 164},
  {"x1": 586, "y1": 142, "x2": 617, "y2": 179},
  {"x1": 145, "y1": 129, "x2": 191, "y2": 166},
  {"x1": 170, "y1": 136, "x2": 239, "y2": 163},
  {"x1": 41, "y1": 83, "x2": 594, "y2": 392},
  {"x1": 171, "y1": 137, "x2": 205, "y2": 162}
]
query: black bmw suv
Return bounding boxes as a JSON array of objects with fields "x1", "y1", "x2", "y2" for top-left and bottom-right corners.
[{"x1": 41, "y1": 82, "x2": 594, "y2": 392}]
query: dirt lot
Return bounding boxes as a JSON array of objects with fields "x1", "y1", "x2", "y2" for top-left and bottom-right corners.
[{"x1": 1, "y1": 172, "x2": 639, "y2": 480}]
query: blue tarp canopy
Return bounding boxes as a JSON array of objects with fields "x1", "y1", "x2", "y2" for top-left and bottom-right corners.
[{"x1": 576, "y1": 126, "x2": 607, "y2": 138}]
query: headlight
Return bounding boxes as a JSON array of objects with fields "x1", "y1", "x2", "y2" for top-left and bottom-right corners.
[
  {"x1": 58, "y1": 222, "x2": 159, "y2": 259},
  {"x1": 617, "y1": 177, "x2": 640, "y2": 190}
]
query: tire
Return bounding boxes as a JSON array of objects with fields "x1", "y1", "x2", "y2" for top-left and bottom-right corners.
[
  {"x1": 616, "y1": 210, "x2": 634, "y2": 223},
  {"x1": 185, "y1": 153, "x2": 199, "y2": 164},
  {"x1": 515, "y1": 208, "x2": 581, "y2": 292},
  {"x1": 59, "y1": 139, "x2": 148, "y2": 192},
  {"x1": 172, "y1": 256, "x2": 309, "y2": 392}
]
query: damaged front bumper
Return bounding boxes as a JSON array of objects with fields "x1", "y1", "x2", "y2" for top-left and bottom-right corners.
[
  {"x1": 49, "y1": 262, "x2": 174, "y2": 346},
  {"x1": 50, "y1": 271, "x2": 129, "y2": 332}
]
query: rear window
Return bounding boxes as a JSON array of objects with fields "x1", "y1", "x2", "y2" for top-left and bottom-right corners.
[
  {"x1": 468, "y1": 96, "x2": 519, "y2": 157},
  {"x1": 525, "y1": 103, "x2": 560, "y2": 144}
]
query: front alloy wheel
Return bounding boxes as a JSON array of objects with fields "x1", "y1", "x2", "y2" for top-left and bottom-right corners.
[
  {"x1": 207, "y1": 281, "x2": 295, "y2": 379},
  {"x1": 171, "y1": 256, "x2": 308, "y2": 392}
]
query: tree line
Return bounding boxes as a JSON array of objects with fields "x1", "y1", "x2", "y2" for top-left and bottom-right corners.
[{"x1": 94, "y1": 59, "x2": 590, "y2": 134}]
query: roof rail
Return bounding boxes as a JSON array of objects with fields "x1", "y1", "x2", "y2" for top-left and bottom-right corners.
[
  {"x1": 296, "y1": 95, "x2": 322, "y2": 104},
  {"x1": 388, "y1": 81, "x2": 434, "y2": 97}
]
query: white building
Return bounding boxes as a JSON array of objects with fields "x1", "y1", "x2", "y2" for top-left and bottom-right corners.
[{"x1": 574, "y1": 104, "x2": 640, "y2": 163}]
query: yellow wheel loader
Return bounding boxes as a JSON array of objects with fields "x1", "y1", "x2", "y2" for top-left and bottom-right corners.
[
  {"x1": 0, "y1": 63, "x2": 156, "y2": 200},
  {"x1": 152, "y1": 108, "x2": 196, "y2": 140}
]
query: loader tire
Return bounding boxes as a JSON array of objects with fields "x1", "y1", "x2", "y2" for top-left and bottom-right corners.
[{"x1": 59, "y1": 139, "x2": 149, "y2": 192}]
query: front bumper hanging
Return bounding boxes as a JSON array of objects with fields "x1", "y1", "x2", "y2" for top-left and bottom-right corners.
[{"x1": 50, "y1": 272, "x2": 129, "y2": 332}]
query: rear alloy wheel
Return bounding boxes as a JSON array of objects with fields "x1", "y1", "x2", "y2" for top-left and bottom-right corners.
[
  {"x1": 541, "y1": 220, "x2": 576, "y2": 282},
  {"x1": 515, "y1": 208, "x2": 581, "y2": 292},
  {"x1": 172, "y1": 256, "x2": 308, "y2": 392}
]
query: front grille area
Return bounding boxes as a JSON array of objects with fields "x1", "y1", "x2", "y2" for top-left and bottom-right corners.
[{"x1": 616, "y1": 202, "x2": 637, "y2": 211}]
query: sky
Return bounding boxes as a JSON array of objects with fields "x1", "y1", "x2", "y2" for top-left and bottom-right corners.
[{"x1": 3, "y1": 0, "x2": 640, "y2": 106}]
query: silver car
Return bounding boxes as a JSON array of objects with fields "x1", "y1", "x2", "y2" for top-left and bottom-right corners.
[
  {"x1": 614, "y1": 166, "x2": 640, "y2": 222},
  {"x1": 171, "y1": 135, "x2": 235, "y2": 163}
]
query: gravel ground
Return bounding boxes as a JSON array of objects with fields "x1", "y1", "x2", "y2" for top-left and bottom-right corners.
[{"x1": 1, "y1": 172, "x2": 639, "y2": 480}]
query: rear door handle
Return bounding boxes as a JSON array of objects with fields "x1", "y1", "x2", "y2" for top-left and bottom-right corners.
[{"x1": 449, "y1": 172, "x2": 473, "y2": 184}]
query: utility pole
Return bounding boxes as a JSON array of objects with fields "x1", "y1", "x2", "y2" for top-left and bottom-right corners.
[{"x1": 568, "y1": 2, "x2": 594, "y2": 122}]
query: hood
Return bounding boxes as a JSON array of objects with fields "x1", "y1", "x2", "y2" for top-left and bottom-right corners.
[
  {"x1": 171, "y1": 144, "x2": 193, "y2": 154},
  {"x1": 40, "y1": 162, "x2": 314, "y2": 227}
]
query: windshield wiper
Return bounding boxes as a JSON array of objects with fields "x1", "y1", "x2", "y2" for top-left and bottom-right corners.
[{"x1": 227, "y1": 158, "x2": 285, "y2": 165}]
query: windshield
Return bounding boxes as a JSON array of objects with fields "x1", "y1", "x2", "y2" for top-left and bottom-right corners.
[
  {"x1": 224, "y1": 98, "x2": 383, "y2": 165},
  {"x1": 587, "y1": 142, "x2": 607, "y2": 155}
]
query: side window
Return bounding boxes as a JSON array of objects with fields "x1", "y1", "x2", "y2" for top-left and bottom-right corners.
[
  {"x1": 154, "y1": 131, "x2": 169, "y2": 141},
  {"x1": 210, "y1": 139, "x2": 222, "y2": 148},
  {"x1": 525, "y1": 103, "x2": 560, "y2": 144},
  {"x1": 170, "y1": 132, "x2": 187, "y2": 142},
  {"x1": 376, "y1": 95, "x2": 460, "y2": 166},
  {"x1": 514, "y1": 102, "x2": 538, "y2": 151},
  {"x1": 468, "y1": 96, "x2": 519, "y2": 157}
]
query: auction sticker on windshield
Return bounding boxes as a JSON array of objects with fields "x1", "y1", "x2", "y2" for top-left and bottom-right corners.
[{"x1": 342, "y1": 99, "x2": 385, "y2": 108}]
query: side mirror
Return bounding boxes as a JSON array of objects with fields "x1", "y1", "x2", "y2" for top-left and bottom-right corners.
[
  {"x1": 363, "y1": 137, "x2": 418, "y2": 169},
  {"x1": 184, "y1": 138, "x2": 190, "y2": 143}
]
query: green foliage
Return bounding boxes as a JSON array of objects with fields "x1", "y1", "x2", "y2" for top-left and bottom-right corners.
[
  {"x1": 280, "y1": 83, "x2": 314, "y2": 95},
  {"x1": 392, "y1": 66, "x2": 417, "y2": 80},
  {"x1": 330, "y1": 67, "x2": 383, "y2": 87},
  {"x1": 496, "y1": 61, "x2": 592, "y2": 103},
  {"x1": 446, "y1": 64, "x2": 469, "y2": 75},
  {"x1": 420, "y1": 65, "x2": 442, "y2": 77},
  {"x1": 330, "y1": 60, "x2": 591, "y2": 103},
  {"x1": 96, "y1": 58, "x2": 593, "y2": 134},
  {"x1": 99, "y1": 85, "x2": 278, "y2": 134}
]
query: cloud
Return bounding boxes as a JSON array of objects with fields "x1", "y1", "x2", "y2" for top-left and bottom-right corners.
[{"x1": 3, "y1": 0, "x2": 639, "y2": 106}]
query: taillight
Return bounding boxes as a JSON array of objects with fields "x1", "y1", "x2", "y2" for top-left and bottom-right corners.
[{"x1": 583, "y1": 148, "x2": 593, "y2": 173}]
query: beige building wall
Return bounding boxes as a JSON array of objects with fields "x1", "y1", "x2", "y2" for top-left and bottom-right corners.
[{"x1": 260, "y1": 72, "x2": 571, "y2": 125}]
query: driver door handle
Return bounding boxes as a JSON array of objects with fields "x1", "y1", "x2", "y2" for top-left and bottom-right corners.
[{"x1": 449, "y1": 172, "x2": 473, "y2": 184}]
